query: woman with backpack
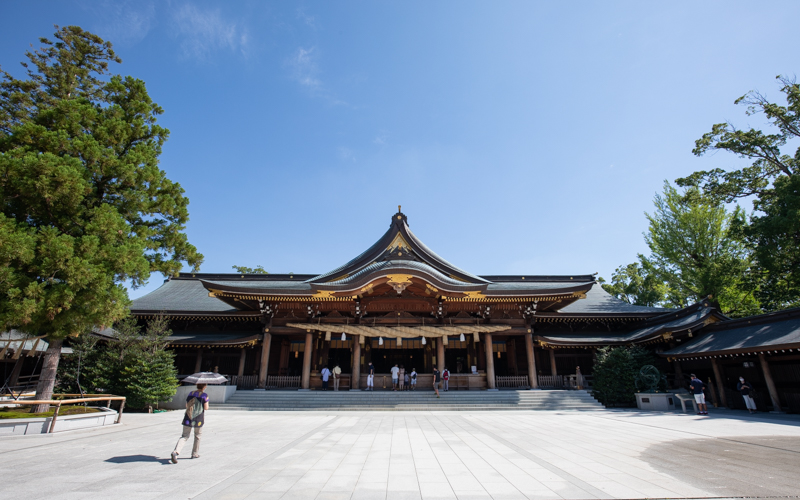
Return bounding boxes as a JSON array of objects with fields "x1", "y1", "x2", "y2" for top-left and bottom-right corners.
[{"x1": 171, "y1": 383, "x2": 209, "y2": 463}]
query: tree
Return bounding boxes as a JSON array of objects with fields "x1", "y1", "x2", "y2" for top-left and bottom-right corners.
[
  {"x1": 592, "y1": 346, "x2": 661, "y2": 407},
  {"x1": 232, "y1": 265, "x2": 268, "y2": 274},
  {"x1": 642, "y1": 182, "x2": 759, "y2": 317},
  {"x1": 600, "y1": 260, "x2": 667, "y2": 307},
  {"x1": 0, "y1": 26, "x2": 202, "y2": 411},
  {"x1": 678, "y1": 76, "x2": 800, "y2": 310}
]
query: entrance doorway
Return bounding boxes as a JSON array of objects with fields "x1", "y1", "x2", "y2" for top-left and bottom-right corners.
[{"x1": 372, "y1": 348, "x2": 424, "y2": 373}]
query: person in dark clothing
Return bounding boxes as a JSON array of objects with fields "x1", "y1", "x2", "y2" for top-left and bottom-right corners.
[
  {"x1": 689, "y1": 374, "x2": 708, "y2": 415},
  {"x1": 737, "y1": 377, "x2": 757, "y2": 413},
  {"x1": 171, "y1": 384, "x2": 209, "y2": 463},
  {"x1": 432, "y1": 367, "x2": 441, "y2": 398},
  {"x1": 365, "y1": 362, "x2": 375, "y2": 391}
]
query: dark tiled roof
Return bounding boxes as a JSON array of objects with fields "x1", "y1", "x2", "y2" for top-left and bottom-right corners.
[
  {"x1": 558, "y1": 286, "x2": 670, "y2": 315},
  {"x1": 130, "y1": 279, "x2": 239, "y2": 313},
  {"x1": 326, "y1": 261, "x2": 474, "y2": 288},
  {"x1": 663, "y1": 308, "x2": 800, "y2": 357},
  {"x1": 167, "y1": 332, "x2": 261, "y2": 345},
  {"x1": 202, "y1": 279, "x2": 313, "y2": 294}
]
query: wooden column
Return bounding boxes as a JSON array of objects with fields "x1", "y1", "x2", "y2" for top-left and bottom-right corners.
[
  {"x1": 549, "y1": 349, "x2": 557, "y2": 376},
  {"x1": 524, "y1": 333, "x2": 538, "y2": 389},
  {"x1": 437, "y1": 337, "x2": 445, "y2": 372},
  {"x1": 237, "y1": 348, "x2": 247, "y2": 377},
  {"x1": 8, "y1": 355, "x2": 26, "y2": 387},
  {"x1": 257, "y1": 333, "x2": 272, "y2": 389},
  {"x1": 194, "y1": 349, "x2": 203, "y2": 373},
  {"x1": 758, "y1": 353, "x2": 783, "y2": 412},
  {"x1": 352, "y1": 335, "x2": 361, "y2": 390},
  {"x1": 484, "y1": 333, "x2": 496, "y2": 389},
  {"x1": 710, "y1": 358, "x2": 728, "y2": 408},
  {"x1": 301, "y1": 332, "x2": 313, "y2": 390}
]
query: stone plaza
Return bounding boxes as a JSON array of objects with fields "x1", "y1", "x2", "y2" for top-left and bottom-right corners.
[{"x1": 1, "y1": 408, "x2": 799, "y2": 500}]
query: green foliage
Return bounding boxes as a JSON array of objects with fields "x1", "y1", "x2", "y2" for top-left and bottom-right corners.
[
  {"x1": 678, "y1": 76, "x2": 800, "y2": 310},
  {"x1": 54, "y1": 333, "x2": 98, "y2": 394},
  {"x1": 232, "y1": 265, "x2": 268, "y2": 274},
  {"x1": 592, "y1": 346, "x2": 661, "y2": 407},
  {"x1": 600, "y1": 260, "x2": 667, "y2": 307},
  {"x1": 0, "y1": 26, "x2": 203, "y2": 344},
  {"x1": 56, "y1": 315, "x2": 178, "y2": 409},
  {"x1": 642, "y1": 182, "x2": 760, "y2": 317}
]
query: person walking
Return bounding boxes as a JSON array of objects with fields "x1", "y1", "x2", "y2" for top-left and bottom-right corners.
[
  {"x1": 737, "y1": 377, "x2": 757, "y2": 413},
  {"x1": 442, "y1": 367, "x2": 450, "y2": 392},
  {"x1": 391, "y1": 364, "x2": 400, "y2": 391},
  {"x1": 689, "y1": 374, "x2": 708, "y2": 415},
  {"x1": 410, "y1": 368, "x2": 417, "y2": 390},
  {"x1": 398, "y1": 365, "x2": 406, "y2": 391},
  {"x1": 365, "y1": 362, "x2": 374, "y2": 391},
  {"x1": 321, "y1": 366, "x2": 331, "y2": 391},
  {"x1": 333, "y1": 364, "x2": 342, "y2": 391},
  {"x1": 171, "y1": 383, "x2": 209, "y2": 463},
  {"x1": 433, "y1": 367, "x2": 441, "y2": 398}
]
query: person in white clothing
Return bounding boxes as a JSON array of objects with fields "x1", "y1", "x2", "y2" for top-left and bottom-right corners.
[
  {"x1": 391, "y1": 364, "x2": 400, "y2": 391},
  {"x1": 410, "y1": 369, "x2": 417, "y2": 390},
  {"x1": 332, "y1": 364, "x2": 342, "y2": 391},
  {"x1": 365, "y1": 362, "x2": 374, "y2": 391},
  {"x1": 321, "y1": 366, "x2": 331, "y2": 391}
]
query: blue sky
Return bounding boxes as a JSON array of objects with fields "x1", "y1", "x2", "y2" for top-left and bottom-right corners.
[{"x1": 2, "y1": 1, "x2": 799, "y2": 299}]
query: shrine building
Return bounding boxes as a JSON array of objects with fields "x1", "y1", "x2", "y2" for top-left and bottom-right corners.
[{"x1": 129, "y1": 209, "x2": 800, "y2": 410}]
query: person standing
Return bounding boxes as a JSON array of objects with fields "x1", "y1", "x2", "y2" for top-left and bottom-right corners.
[
  {"x1": 404, "y1": 370, "x2": 410, "y2": 391},
  {"x1": 689, "y1": 374, "x2": 708, "y2": 415},
  {"x1": 442, "y1": 367, "x2": 450, "y2": 392},
  {"x1": 410, "y1": 368, "x2": 417, "y2": 390},
  {"x1": 391, "y1": 364, "x2": 400, "y2": 391},
  {"x1": 365, "y1": 362, "x2": 375, "y2": 391},
  {"x1": 171, "y1": 383, "x2": 209, "y2": 463},
  {"x1": 321, "y1": 366, "x2": 331, "y2": 391},
  {"x1": 398, "y1": 365, "x2": 406, "y2": 391},
  {"x1": 737, "y1": 377, "x2": 757, "y2": 414},
  {"x1": 332, "y1": 364, "x2": 342, "y2": 391},
  {"x1": 433, "y1": 367, "x2": 441, "y2": 398}
]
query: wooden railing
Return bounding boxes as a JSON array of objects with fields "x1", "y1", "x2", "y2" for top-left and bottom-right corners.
[
  {"x1": 229, "y1": 375, "x2": 257, "y2": 389},
  {"x1": 495, "y1": 376, "x2": 530, "y2": 388},
  {"x1": 537, "y1": 374, "x2": 592, "y2": 389},
  {"x1": 538, "y1": 375, "x2": 565, "y2": 388},
  {"x1": 266, "y1": 375, "x2": 300, "y2": 389},
  {"x1": 0, "y1": 394, "x2": 126, "y2": 433}
]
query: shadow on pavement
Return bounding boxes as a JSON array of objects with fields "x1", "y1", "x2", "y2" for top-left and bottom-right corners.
[{"x1": 105, "y1": 454, "x2": 172, "y2": 465}]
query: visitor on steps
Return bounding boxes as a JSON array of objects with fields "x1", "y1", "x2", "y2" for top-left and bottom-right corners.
[
  {"x1": 171, "y1": 383, "x2": 208, "y2": 464},
  {"x1": 737, "y1": 377, "x2": 757, "y2": 413},
  {"x1": 404, "y1": 371, "x2": 410, "y2": 391},
  {"x1": 333, "y1": 364, "x2": 341, "y2": 391},
  {"x1": 433, "y1": 367, "x2": 441, "y2": 398},
  {"x1": 391, "y1": 364, "x2": 400, "y2": 391},
  {"x1": 410, "y1": 369, "x2": 417, "y2": 390},
  {"x1": 442, "y1": 368, "x2": 450, "y2": 391},
  {"x1": 689, "y1": 374, "x2": 708, "y2": 415},
  {"x1": 365, "y1": 362, "x2": 374, "y2": 391},
  {"x1": 398, "y1": 365, "x2": 406, "y2": 391},
  {"x1": 321, "y1": 366, "x2": 331, "y2": 391}
]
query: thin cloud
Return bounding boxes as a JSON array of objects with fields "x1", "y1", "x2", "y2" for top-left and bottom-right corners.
[
  {"x1": 88, "y1": 0, "x2": 156, "y2": 46},
  {"x1": 373, "y1": 131, "x2": 389, "y2": 145},
  {"x1": 173, "y1": 4, "x2": 249, "y2": 60},
  {"x1": 296, "y1": 7, "x2": 317, "y2": 29},
  {"x1": 338, "y1": 147, "x2": 356, "y2": 162},
  {"x1": 287, "y1": 46, "x2": 346, "y2": 105}
]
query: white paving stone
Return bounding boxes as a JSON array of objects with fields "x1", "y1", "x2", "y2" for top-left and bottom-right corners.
[{"x1": 0, "y1": 408, "x2": 798, "y2": 499}]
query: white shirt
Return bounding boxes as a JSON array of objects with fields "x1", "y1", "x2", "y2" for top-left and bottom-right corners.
[
  {"x1": 321, "y1": 367, "x2": 331, "y2": 382},
  {"x1": 410, "y1": 370, "x2": 417, "y2": 380},
  {"x1": 391, "y1": 366, "x2": 400, "y2": 378}
]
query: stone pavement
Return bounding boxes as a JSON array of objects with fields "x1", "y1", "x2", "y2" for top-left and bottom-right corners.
[{"x1": 0, "y1": 408, "x2": 799, "y2": 500}]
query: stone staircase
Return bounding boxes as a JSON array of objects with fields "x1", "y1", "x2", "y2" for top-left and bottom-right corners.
[{"x1": 215, "y1": 389, "x2": 605, "y2": 411}]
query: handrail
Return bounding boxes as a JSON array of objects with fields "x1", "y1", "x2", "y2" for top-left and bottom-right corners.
[{"x1": 0, "y1": 395, "x2": 126, "y2": 432}]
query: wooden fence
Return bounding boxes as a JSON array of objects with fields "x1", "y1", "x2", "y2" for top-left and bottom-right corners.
[
  {"x1": 229, "y1": 375, "x2": 258, "y2": 389},
  {"x1": 266, "y1": 375, "x2": 301, "y2": 389},
  {"x1": 495, "y1": 376, "x2": 530, "y2": 388}
]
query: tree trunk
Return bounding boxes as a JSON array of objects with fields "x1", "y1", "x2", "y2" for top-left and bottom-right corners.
[{"x1": 32, "y1": 338, "x2": 63, "y2": 413}]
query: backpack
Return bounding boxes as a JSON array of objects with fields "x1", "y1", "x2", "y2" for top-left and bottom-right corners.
[{"x1": 186, "y1": 393, "x2": 205, "y2": 421}]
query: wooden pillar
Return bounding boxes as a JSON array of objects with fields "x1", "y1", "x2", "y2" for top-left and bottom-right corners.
[
  {"x1": 8, "y1": 355, "x2": 26, "y2": 387},
  {"x1": 237, "y1": 348, "x2": 247, "y2": 377},
  {"x1": 758, "y1": 353, "x2": 783, "y2": 412},
  {"x1": 351, "y1": 335, "x2": 361, "y2": 390},
  {"x1": 437, "y1": 337, "x2": 445, "y2": 372},
  {"x1": 524, "y1": 333, "x2": 538, "y2": 389},
  {"x1": 707, "y1": 377, "x2": 719, "y2": 407},
  {"x1": 710, "y1": 358, "x2": 728, "y2": 408},
  {"x1": 301, "y1": 332, "x2": 313, "y2": 390},
  {"x1": 257, "y1": 333, "x2": 272, "y2": 389},
  {"x1": 484, "y1": 332, "x2": 496, "y2": 389},
  {"x1": 194, "y1": 349, "x2": 203, "y2": 373},
  {"x1": 549, "y1": 349, "x2": 557, "y2": 376}
]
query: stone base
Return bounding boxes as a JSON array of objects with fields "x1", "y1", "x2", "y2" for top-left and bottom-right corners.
[
  {"x1": 635, "y1": 392, "x2": 676, "y2": 411},
  {"x1": 0, "y1": 408, "x2": 118, "y2": 435}
]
